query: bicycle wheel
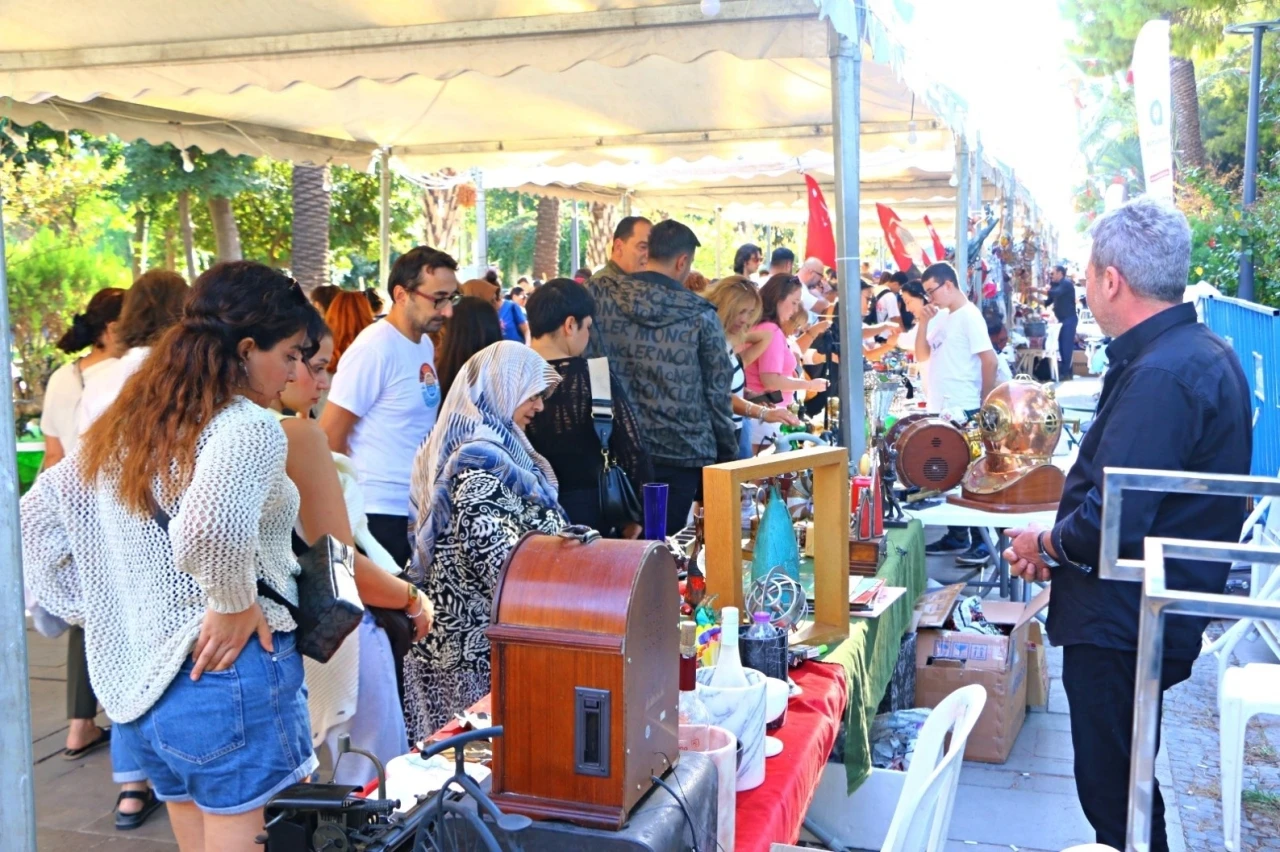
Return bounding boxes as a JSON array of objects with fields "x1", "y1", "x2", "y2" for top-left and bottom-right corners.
[{"x1": 413, "y1": 799, "x2": 504, "y2": 852}]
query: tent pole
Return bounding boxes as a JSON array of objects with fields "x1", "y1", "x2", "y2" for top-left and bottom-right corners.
[
  {"x1": 571, "y1": 200, "x2": 581, "y2": 273},
  {"x1": 972, "y1": 137, "x2": 982, "y2": 307},
  {"x1": 830, "y1": 16, "x2": 865, "y2": 464},
  {"x1": 714, "y1": 207, "x2": 722, "y2": 276},
  {"x1": 954, "y1": 135, "x2": 969, "y2": 294},
  {"x1": 0, "y1": 184, "x2": 38, "y2": 852},
  {"x1": 378, "y1": 149, "x2": 390, "y2": 283},
  {"x1": 473, "y1": 168, "x2": 488, "y2": 272}
]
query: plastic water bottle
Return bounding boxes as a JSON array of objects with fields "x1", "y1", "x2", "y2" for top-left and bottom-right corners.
[{"x1": 708, "y1": 607, "x2": 750, "y2": 689}]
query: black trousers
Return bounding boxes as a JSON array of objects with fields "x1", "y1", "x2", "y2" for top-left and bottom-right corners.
[
  {"x1": 1058, "y1": 315, "x2": 1078, "y2": 379},
  {"x1": 1061, "y1": 644, "x2": 1194, "y2": 852},
  {"x1": 651, "y1": 465, "x2": 703, "y2": 536},
  {"x1": 66, "y1": 625, "x2": 98, "y2": 721},
  {"x1": 366, "y1": 513, "x2": 413, "y2": 571}
]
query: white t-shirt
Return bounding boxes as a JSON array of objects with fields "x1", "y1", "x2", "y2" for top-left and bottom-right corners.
[
  {"x1": 924, "y1": 302, "x2": 993, "y2": 417},
  {"x1": 994, "y1": 347, "x2": 1014, "y2": 385},
  {"x1": 326, "y1": 320, "x2": 441, "y2": 516},
  {"x1": 799, "y1": 285, "x2": 820, "y2": 325},
  {"x1": 77, "y1": 347, "x2": 150, "y2": 435},
  {"x1": 875, "y1": 289, "x2": 901, "y2": 323},
  {"x1": 41, "y1": 359, "x2": 115, "y2": 455}
]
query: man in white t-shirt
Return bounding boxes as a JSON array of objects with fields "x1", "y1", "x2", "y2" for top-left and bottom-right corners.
[
  {"x1": 320, "y1": 246, "x2": 459, "y2": 567},
  {"x1": 914, "y1": 262, "x2": 998, "y2": 564},
  {"x1": 796, "y1": 257, "x2": 833, "y2": 324}
]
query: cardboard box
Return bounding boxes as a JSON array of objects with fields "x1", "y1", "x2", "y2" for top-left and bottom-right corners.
[
  {"x1": 914, "y1": 587, "x2": 1051, "y2": 763},
  {"x1": 1073, "y1": 349, "x2": 1090, "y2": 376},
  {"x1": 1026, "y1": 620, "x2": 1050, "y2": 709}
]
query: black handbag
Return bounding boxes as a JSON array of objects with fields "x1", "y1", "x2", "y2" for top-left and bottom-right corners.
[
  {"x1": 155, "y1": 505, "x2": 363, "y2": 663},
  {"x1": 587, "y1": 358, "x2": 643, "y2": 530},
  {"x1": 747, "y1": 389, "x2": 785, "y2": 406}
]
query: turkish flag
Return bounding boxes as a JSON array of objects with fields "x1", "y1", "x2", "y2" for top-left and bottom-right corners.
[
  {"x1": 923, "y1": 215, "x2": 947, "y2": 264},
  {"x1": 876, "y1": 203, "x2": 929, "y2": 272},
  {"x1": 804, "y1": 174, "x2": 837, "y2": 269}
]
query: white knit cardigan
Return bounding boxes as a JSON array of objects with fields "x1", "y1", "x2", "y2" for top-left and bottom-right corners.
[{"x1": 21, "y1": 397, "x2": 301, "y2": 723}]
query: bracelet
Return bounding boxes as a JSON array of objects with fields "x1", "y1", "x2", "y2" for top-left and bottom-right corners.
[{"x1": 407, "y1": 604, "x2": 424, "y2": 619}]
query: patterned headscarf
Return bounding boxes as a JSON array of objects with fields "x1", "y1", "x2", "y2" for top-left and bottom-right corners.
[{"x1": 408, "y1": 341, "x2": 562, "y2": 578}]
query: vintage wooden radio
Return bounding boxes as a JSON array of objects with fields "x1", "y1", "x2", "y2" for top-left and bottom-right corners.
[{"x1": 486, "y1": 529, "x2": 679, "y2": 830}]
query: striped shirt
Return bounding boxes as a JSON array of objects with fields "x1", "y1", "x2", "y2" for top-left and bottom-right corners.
[{"x1": 727, "y1": 341, "x2": 746, "y2": 427}]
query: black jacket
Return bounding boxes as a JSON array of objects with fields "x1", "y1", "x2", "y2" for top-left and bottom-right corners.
[
  {"x1": 1045, "y1": 278, "x2": 1077, "y2": 324},
  {"x1": 1046, "y1": 303, "x2": 1252, "y2": 659},
  {"x1": 586, "y1": 269, "x2": 737, "y2": 468}
]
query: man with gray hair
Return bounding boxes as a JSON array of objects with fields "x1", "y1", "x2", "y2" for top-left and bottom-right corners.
[{"x1": 1001, "y1": 196, "x2": 1252, "y2": 851}]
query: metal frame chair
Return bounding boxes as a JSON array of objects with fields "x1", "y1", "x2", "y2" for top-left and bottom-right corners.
[{"x1": 1096, "y1": 467, "x2": 1280, "y2": 852}]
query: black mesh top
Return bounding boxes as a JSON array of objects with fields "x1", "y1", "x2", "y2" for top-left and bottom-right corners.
[{"x1": 526, "y1": 357, "x2": 654, "y2": 494}]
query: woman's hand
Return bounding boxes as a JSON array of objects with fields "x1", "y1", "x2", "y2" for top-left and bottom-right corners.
[
  {"x1": 806, "y1": 378, "x2": 829, "y2": 393},
  {"x1": 191, "y1": 604, "x2": 273, "y2": 680},
  {"x1": 408, "y1": 595, "x2": 434, "y2": 642},
  {"x1": 763, "y1": 407, "x2": 802, "y2": 426}
]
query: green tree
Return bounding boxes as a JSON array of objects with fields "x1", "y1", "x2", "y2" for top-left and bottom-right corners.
[
  {"x1": 113, "y1": 141, "x2": 261, "y2": 277},
  {"x1": 1061, "y1": 0, "x2": 1265, "y2": 170}
]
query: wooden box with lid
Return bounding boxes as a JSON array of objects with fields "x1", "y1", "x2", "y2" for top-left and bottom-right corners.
[{"x1": 486, "y1": 530, "x2": 679, "y2": 830}]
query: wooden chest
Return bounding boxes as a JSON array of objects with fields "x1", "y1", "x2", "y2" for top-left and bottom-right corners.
[{"x1": 486, "y1": 531, "x2": 679, "y2": 830}]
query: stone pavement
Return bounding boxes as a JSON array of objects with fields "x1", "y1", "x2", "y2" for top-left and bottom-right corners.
[{"x1": 1160, "y1": 625, "x2": 1280, "y2": 852}]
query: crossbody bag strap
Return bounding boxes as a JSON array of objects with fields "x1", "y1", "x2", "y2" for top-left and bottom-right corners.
[
  {"x1": 586, "y1": 357, "x2": 615, "y2": 455},
  {"x1": 151, "y1": 501, "x2": 300, "y2": 620}
]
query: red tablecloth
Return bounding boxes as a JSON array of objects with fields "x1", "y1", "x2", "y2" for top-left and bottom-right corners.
[
  {"x1": 398, "y1": 663, "x2": 847, "y2": 852},
  {"x1": 734, "y1": 661, "x2": 848, "y2": 852}
]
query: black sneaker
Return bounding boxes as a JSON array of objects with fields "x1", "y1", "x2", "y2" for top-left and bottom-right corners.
[
  {"x1": 955, "y1": 543, "x2": 993, "y2": 566},
  {"x1": 925, "y1": 532, "x2": 970, "y2": 554}
]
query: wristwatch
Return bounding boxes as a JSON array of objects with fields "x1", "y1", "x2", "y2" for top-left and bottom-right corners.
[
  {"x1": 406, "y1": 583, "x2": 420, "y2": 608},
  {"x1": 1036, "y1": 532, "x2": 1060, "y2": 569}
]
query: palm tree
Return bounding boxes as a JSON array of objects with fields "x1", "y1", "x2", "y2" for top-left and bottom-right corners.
[
  {"x1": 291, "y1": 163, "x2": 331, "y2": 290},
  {"x1": 533, "y1": 196, "x2": 561, "y2": 279}
]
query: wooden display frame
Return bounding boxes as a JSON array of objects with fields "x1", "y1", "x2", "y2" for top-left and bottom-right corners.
[{"x1": 703, "y1": 446, "x2": 851, "y2": 649}]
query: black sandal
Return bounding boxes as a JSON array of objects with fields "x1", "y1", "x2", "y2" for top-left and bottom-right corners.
[
  {"x1": 62, "y1": 726, "x2": 111, "y2": 760},
  {"x1": 115, "y1": 788, "x2": 162, "y2": 831}
]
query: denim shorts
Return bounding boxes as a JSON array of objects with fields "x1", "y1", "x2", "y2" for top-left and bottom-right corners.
[{"x1": 114, "y1": 632, "x2": 317, "y2": 815}]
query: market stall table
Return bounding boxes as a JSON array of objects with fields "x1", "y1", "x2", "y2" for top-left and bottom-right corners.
[
  {"x1": 735, "y1": 661, "x2": 847, "y2": 852},
  {"x1": 821, "y1": 521, "x2": 929, "y2": 795}
]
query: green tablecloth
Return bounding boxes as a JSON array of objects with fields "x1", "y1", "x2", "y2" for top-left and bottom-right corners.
[{"x1": 821, "y1": 519, "x2": 927, "y2": 794}]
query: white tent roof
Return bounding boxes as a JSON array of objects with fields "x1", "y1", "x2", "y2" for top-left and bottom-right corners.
[{"x1": 0, "y1": 0, "x2": 948, "y2": 172}]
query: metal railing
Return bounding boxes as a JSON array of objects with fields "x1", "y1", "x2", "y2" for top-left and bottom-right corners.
[{"x1": 1097, "y1": 467, "x2": 1280, "y2": 852}]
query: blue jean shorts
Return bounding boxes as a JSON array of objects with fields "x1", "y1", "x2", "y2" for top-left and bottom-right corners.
[{"x1": 114, "y1": 632, "x2": 317, "y2": 815}]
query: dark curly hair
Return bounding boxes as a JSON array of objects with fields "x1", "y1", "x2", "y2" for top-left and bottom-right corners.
[
  {"x1": 57, "y1": 287, "x2": 125, "y2": 353},
  {"x1": 80, "y1": 262, "x2": 323, "y2": 514}
]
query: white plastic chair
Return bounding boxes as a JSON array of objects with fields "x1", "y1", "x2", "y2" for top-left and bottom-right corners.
[
  {"x1": 879, "y1": 684, "x2": 988, "y2": 852},
  {"x1": 1205, "y1": 494, "x2": 1280, "y2": 851}
]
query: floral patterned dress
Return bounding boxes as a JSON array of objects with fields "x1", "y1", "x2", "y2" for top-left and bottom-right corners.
[{"x1": 402, "y1": 467, "x2": 565, "y2": 742}]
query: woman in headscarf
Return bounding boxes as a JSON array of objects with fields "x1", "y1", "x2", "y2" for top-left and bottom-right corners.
[{"x1": 401, "y1": 341, "x2": 567, "y2": 739}]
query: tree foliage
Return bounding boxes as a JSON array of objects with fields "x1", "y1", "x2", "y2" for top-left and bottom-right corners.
[{"x1": 1062, "y1": 0, "x2": 1251, "y2": 68}]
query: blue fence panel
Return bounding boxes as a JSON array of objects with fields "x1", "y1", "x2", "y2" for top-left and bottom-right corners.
[{"x1": 1202, "y1": 295, "x2": 1280, "y2": 477}]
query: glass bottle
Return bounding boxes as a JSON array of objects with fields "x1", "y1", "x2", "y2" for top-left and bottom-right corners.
[
  {"x1": 708, "y1": 607, "x2": 750, "y2": 689},
  {"x1": 677, "y1": 622, "x2": 711, "y2": 752},
  {"x1": 688, "y1": 507, "x2": 706, "y2": 575}
]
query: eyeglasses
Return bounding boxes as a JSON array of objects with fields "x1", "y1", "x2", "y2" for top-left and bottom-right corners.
[
  {"x1": 409, "y1": 289, "x2": 461, "y2": 309},
  {"x1": 923, "y1": 283, "x2": 944, "y2": 300}
]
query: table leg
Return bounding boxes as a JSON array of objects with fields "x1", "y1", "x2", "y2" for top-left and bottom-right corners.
[{"x1": 977, "y1": 527, "x2": 1006, "y2": 598}]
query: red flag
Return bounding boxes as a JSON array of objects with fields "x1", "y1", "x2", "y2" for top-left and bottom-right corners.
[
  {"x1": 923, "y1": 215, "x2": 947, "y2": 264},
  {"x1": 876, "y1": 203, "x2": 929, "y2": 272},
  {"x1": 804, "y1": 174, "x2": 837, "y2": 269}
]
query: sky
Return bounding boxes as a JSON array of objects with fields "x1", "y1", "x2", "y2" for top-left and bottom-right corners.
[{"x1": 861, "y1": 0, "x2": 1090, "y2": 259}]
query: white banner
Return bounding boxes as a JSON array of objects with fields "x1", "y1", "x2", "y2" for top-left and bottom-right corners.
[{"x1": 1132, "y1": 20, "x2": 1175, "y2": 200}]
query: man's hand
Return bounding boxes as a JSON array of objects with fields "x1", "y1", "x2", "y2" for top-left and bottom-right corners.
[
  {"x1": 810, "y1": 319, "x2": 832, "y2": 336},
  {"x1": 191, "y1": 604, "x2": 273, "y2": 680},
  {"x1": 919, "y1": 304, "x2": 940, "y2": 322},
  {"x1": 1002, "y1": 526, "x2": 1053, "y2": 583}
]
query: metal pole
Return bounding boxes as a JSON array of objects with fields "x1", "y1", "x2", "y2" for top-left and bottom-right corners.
[
  {"x1": 473, "y1": 168, "x2": 488, "y2": 272},
  {"x1": 378, "y1": 149, "x2": 390, "y2": 283},
  {"x1": 0, "y1": 187, "x2": 39, "y2": 852},
  {"x1": 713, "y1": 207, "x2": 722, "y2": 276},
  {"x1": 1237, "y1": 24, "x2": 1269, "y2": 301},
  {"x1": 972, "y1": 138, "x2": 982, "y2": 306},
  {"x1": 954, "y1": 135, "x2": 969, "y2": 291},
  {"x1": 830, "y1": 16, "x2": 865, "y2": 463},
  {"x1": 571, "y1": 199, "x2": 581, "y2": 273},
  {"x1": 1004, "y1": 176, "x2": 1016, "y2": 320}
]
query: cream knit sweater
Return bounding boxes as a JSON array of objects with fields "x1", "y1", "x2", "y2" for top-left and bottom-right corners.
[{"x1": 21, "y1": 396, "x2": 302, "y2": 723}]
